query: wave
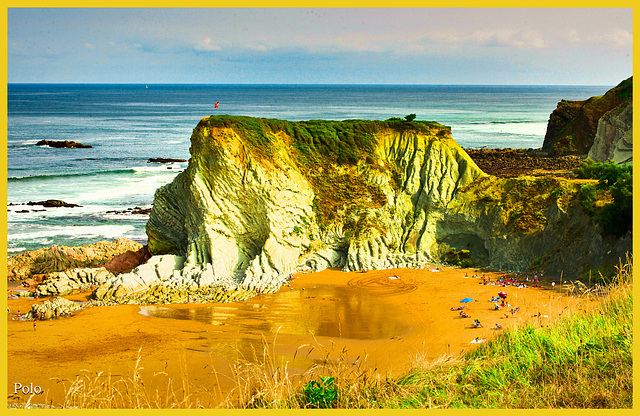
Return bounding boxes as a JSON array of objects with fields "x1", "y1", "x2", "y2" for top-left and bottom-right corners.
[
  {"x1": 8, "y1": 169, "x2": 136, "y2": 181},
  {"x1": 489, "y1": 120, "x2": 539, "y2": 125},
  {"x1": 9, "y1": 224, "x2": 136, "y2": 241}
]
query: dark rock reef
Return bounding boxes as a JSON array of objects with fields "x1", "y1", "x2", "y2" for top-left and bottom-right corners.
[
  {"x1": 148, "y1": 158, "x2": 187, "y2": 163},
  {"x1": 36, "y1": 139, "x2": 92, "y2": 148},
  {"x1": 27, "y1": 200, "x2": 81, "y2": 208}
]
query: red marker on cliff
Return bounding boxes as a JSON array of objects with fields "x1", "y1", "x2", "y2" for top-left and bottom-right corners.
[{"x1": 214, "y1": 101, "x2": 220, "y2": 114}]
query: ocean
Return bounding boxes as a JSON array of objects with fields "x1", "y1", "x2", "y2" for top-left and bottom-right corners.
[{"x1": 7, "y1": 83, "x2": 611, "y2": 254}]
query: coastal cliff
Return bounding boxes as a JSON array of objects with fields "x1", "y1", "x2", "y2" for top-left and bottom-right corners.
[
  {"x1": 74, "y1": 115, "x2": 627, "y2": 303},
  {"x1": 542, "y1": 77, "x2": 632, "y2": 156}
]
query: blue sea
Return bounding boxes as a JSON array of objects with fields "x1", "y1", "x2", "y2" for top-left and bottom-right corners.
[{"x1": 7, "y1": 84, "x2": 611, "y2": 254}]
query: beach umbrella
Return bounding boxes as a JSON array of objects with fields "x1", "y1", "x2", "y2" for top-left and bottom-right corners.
[
  {"x1": 498, "y1": 291, "x2": 507, "y2": 298},
  {"x1": 460, "y1": 298, "x2": 474, "y2": 303}
]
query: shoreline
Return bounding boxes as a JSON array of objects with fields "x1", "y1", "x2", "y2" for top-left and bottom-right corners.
[{"x1": 7, "y1": 264, "x2": 591, "y2": 408}]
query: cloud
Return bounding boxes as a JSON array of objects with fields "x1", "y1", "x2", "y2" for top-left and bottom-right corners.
[
  {"x1": 568, "y1": 29, "x2": 581, "y2": 43},
  {"x1": 598, "y1": 28, "x2": 633, "y2": 48},
  {"x1": 428, "y1": 28, "x2": 547, "y2": 50},
  {"x1": 195, "y1": 36, "x2": 222, "y2": 51},
  {"x1": 84, "y1": 43, "x2": 95, "y2": 49}
]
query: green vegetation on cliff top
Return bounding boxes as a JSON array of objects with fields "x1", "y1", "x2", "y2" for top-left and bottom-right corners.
[
  {"x1": 201, "y1": 115, "x2": 449, "y2": 166},
  {"x1": 200, "y1": 116, "x2": 450, "y2": 224}
]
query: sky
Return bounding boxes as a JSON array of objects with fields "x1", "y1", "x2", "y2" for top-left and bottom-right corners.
[{"x1": 7, "y1": 7, "x2": 633, "y2": 85}]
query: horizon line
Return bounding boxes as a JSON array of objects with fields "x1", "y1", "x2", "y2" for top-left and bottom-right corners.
[{"x1": 8, "y1": 82, "x2": 617, "y2": 87}]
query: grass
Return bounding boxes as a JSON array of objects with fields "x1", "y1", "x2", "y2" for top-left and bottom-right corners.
[{"x1": 21, "y1": 257, "x2": 632, "y2": 409}]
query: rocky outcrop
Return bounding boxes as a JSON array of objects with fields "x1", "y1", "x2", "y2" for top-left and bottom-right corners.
[
  {"x1": 36, "y1": 139, "x2": 92, "y2": 148},
  {"x1": 465, "y1": 148, "x2": 583, "y2": 177},
  {"x1": 26, "y1": 297, "x2": 82, "y2": 320},
  {"x1": 7, "y1": 238, "x2": 143, "y2": 281},
  {"x1": 36, "y1": 267, "x2": 114, "y2": 296},
  {"x1": 542, "y1": 77, "x2": 632, "y2": 156},
  {"x1": 140, "y1": 117, "x2": 484, "y2": 292},
  {"x1": 98, "y1": 245, "x2": 152, "y2": 274},
  {"x1": 27, "y1": 200, "x2": 81, "y2": 208},
  {"x1": 588, "y1": 100, "x2": 633, "y2": 164},
  {"x1": 436, "y1": 175, "x2": 632, "y2": 278}
]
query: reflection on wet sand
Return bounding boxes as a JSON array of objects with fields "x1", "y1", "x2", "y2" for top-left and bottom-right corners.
[{"x1": 139, "y1": 282, "x2": 410, "y2": 340}]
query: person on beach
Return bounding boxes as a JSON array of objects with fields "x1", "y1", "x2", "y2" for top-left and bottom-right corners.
[
  {"x1": 33, "y1": 320, "x2": 36, "y2": 331},
  {"x1": 473, "y1": 319, "x2": 482, "y2": 328}
]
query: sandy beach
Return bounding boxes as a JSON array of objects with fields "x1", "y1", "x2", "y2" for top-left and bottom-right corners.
[{"x1": 7, "y1": 266, "x2": 591, "y2": 407}]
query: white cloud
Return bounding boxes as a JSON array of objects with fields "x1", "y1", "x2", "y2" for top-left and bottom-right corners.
[
  {"x1": 568, "y1": 29, "x2": 581, "y2": 43},
  {"x1": 84, "y1": 42, "x2": 95, "y2": 49},
  {"x1": 599, "y1": 28, "x2": 633, "y2": 48},
  {"x1": 195, "y1": 36, "x2": 221, "y2": 51},
  {"x1": 431, "y1": 28, "x2": 547, "y2": 49}
]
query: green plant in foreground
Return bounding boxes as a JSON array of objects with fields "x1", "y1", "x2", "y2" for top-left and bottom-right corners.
[{"x1": 302, "y1": 376, "x2": 337, "y2": 408}]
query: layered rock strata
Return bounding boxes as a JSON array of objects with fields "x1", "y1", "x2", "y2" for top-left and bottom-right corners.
[{"x1": 588, "y1": 100, "x2": 633, "y2": 164}]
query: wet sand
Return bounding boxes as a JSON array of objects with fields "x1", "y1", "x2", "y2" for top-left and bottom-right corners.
[{"x1": 6, "y1": 266, "x2": 591, "y2": 407}]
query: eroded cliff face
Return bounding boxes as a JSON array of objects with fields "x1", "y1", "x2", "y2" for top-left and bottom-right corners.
[{"x1": 144, "y1": 117, "x2": 485, "y2": 291}]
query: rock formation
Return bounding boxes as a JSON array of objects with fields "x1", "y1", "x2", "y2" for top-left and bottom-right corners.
[
  {"x1": 588, "y1": 100, "x2": 633, "y2": 164},
  {"x1": 36, "y1": 267, "x2": 114, "y2": 296},
  {"x1": 36, "y1": 139, "x2": 92, "y2": 148},
  {"x1": 26, "y1": 199, "x2": 81, "y2": 208},
  {"x1": 542, "y1": 77, "x2": 632, "y2": 156},
  {"x1": 148, "y1": 158, "x2": 187, "y2": 163},
  {"x1": 26, "y1": 297, "x2": 82, "y2": 320},
  {"x1": 7, "y1": 238, "x2": 143, "y2": 281},
  {"x1": 141, "y1": 117, "x2": 484, "y2": 295}
]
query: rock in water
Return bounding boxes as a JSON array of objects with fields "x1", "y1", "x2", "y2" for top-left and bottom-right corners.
[
  {"x1": 27, "y1": 200, "x2": 81, "y2": 208},
  {"x1": 35, "y1": 139, "x2": 92, "y2": 148},
  {"x1": 148, "y1": 158, "x2": 187, "y2": 163}
]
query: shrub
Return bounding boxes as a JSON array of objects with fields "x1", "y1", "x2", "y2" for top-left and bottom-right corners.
[
  {"x1": 599, "y1": 171, "x2": 632, "y2": 236},
  {"x1": 302, "y1": 376, "x2": 337, "y2": 408},
  {"x1": 573, "y1": 159, "x2": 632, "y2": 188},
  {"x1": 578, "y1": 184, "x2": 597, "y2": 216},
  {"x1": 404, "y1": 113, "x2": 417, "y2": 122}
]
